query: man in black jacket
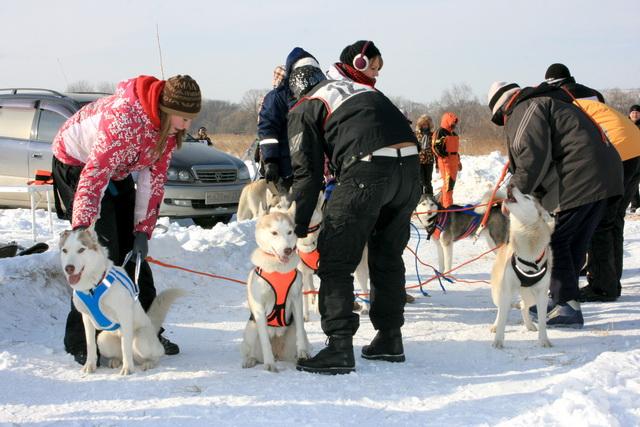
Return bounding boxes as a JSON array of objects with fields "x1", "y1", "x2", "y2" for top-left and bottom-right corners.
[
  {"x1": 288, "y1": 58, "x2": 421, "y2": 374},
  {"x1": 487, "y1": 81, "x2": 623, "y2": 328}
]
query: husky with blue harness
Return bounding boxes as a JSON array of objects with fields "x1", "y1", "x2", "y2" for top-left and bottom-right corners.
[
  {"x1": 59, "y1": 228, "x2": 185, "y2": 375},
  {"x1": 414, "y1": 190, "x2": 509, "y2": 275}
]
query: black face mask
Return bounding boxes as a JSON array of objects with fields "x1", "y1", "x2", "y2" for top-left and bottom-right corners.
[{"x1": 420, "y1": 127, "x2": 431, "y2": 133}]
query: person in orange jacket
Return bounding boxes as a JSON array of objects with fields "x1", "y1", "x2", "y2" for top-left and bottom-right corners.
[{"x1": 432, "y1": 112, "x2": 461, "y2": 207}]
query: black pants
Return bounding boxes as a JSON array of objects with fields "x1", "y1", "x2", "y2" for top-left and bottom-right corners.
[
  {"x1": 317, "y1": 156, "x2": 421, "y2": 336},
  {"x1": 550, "y1": 200, "x2": 606, "y2": 304},
  {"x1": 587, "y1": 157, "x2": 640, "y2": 296},
  {"x1": 52, "y1": 157, "x2": 157, "y2": 355},
  {"x1": 419, "y1": 162, "x2": 434, "y2": 195}
]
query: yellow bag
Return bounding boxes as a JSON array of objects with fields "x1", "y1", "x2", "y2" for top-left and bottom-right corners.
[{"x1": 575, "y1": 99, "x2": 640, "y2": 161}]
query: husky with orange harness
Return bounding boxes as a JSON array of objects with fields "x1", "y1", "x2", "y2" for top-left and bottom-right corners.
[
  {"x1": 414, "y1": 189, "x2": 508, "y2": 275},
  {"x1": 241, "y1": 212, "x2": 311, "y2": 372}
]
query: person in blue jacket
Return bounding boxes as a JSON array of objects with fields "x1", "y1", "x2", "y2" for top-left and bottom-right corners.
[{"x1": 257, "y1": 47, "x2": 318, "y2": 193}]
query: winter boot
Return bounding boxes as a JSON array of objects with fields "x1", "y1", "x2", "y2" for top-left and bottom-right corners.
[
  {"x1": 158, "y1": 327, "x2": 180, "y2": 355},
  {"x1": 361, "y1": 328, "x2": 405, "y2": 362},
  {"x1": 296, "y1": 335, "x2": 355, "y2": 375}
]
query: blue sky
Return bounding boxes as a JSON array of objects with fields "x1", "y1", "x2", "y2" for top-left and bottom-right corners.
[{"x1": 2, "y1": 0, "x2": 638, "y2": 104}]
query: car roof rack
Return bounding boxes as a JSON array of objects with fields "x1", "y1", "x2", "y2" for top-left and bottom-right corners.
[
  {"x1": 66, "y1": 91, "x2": 112, "y2": 95},
  {"x1": 0, "y1": 88, "x2": 67, "y2": 97}
]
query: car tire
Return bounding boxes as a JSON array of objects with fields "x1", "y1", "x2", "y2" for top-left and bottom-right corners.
[{"x1": 193, "y1": 215, "x2": 232, "y2": 229}]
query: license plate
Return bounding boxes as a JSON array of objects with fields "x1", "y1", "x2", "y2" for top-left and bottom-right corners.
[{"x1": 205, "y1": 190, "x2": 240, "y2": 205}]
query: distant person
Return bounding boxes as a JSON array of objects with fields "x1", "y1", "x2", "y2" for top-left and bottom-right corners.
[
  {"x1": 628, "y1": 105, "x2": 640, "y2": 211},
  {"x1": 487, "y1": 80, "x2": 622, "y2": 328},
  {"x1": 544, "y1": 63, "x2": 605, "y2": 102},
  {"x1": 52, "y1": 74, "x2": 201, "y2": 364},
  {"x1": 415, "y1": 114, "x2": 435, "y2": 195},
  {"x1": 257, "y1": 50, "x2": 318, "y2": 193},
  {"x1": 197, "y1": 126, "x2": 212, "y2": 146},
  {"x1": 272, "y1": 65, "x2": 285, "y2": 89},
  {"x1": 432, "y1": 112, "x2": 461, "y2": 207}
]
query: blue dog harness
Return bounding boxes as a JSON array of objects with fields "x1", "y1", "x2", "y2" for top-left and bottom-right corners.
[{"x1": 73, "y1": 266, "x2": 139, "y2": 331}]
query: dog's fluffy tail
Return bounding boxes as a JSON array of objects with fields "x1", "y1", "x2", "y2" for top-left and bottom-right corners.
[
  {"x1": 474, "y1": 188, "x2": 507, "y2": 215},
  {"x1": 146, "y1": 289, "x2": 187, "y2": 333}
]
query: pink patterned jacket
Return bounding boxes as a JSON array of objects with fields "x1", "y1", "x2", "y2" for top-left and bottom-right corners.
[{"x1": 52, "y1": 78, "x2": 176, "y2": 238}]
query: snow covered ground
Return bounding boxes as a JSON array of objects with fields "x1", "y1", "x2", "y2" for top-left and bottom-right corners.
[{"x1": 1, "y1": 153, "x2": 639, "y2": 426}]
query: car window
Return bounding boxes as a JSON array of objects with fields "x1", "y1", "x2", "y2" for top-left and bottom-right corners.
[
  {"x1": 36, "y1": 109, "x2": 67, "y2": 143},
  {"x1": 0, "y1": 106, "x2": 36, "y2": 139}
]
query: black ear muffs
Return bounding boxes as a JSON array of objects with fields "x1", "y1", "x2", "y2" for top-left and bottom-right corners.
[{"x1": 352, "y1": 41, "x2": 371, "y2": 71}]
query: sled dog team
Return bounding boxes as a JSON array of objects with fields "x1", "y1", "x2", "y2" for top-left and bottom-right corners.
[{"x1": 59, "y1": 183, "x2": 554, "y2": 375}]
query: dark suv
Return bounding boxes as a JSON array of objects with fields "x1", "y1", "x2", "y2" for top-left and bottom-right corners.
[{"x1": 0, "y1": 88, "x2": 250, "y2": 227}]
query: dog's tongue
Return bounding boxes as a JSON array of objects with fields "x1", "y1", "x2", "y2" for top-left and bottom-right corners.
[
  {"x1": 278, "y1": 254, "x2": 290, "y2": 264},
  {"x1": 68, "y1": 273, "x2": 82, "y2": 285}
]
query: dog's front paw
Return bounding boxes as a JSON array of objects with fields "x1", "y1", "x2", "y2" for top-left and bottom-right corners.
[
  {"x1": 108, "y1": 358, "x2": 122, "y2": 369},
  {"x1": 82, "y1": 361, "x2": 97, "y2": 374},
  {"x1": 492, "y1": 339, "x2": 504, "y2": 349},
  {"x1": 119, "y1": 365, "x2": 134, "y2": 375},
  {"x1": 264, "y1": 363, "x2": 279, "y2": 373},
  {"x1": 242, "y1": 357, "x2": 258, "y2": 369},
  {"x1": 525, "y1": 323, "x2": 538, "y2": 332},
  {"x1": 297, "y1": 350, "x2": 310, "y2": 360},
  {"x1": 539, "y1": 338, "x2": 552, "y2": 348}
]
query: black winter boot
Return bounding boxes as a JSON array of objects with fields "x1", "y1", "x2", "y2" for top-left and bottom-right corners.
[
  {"x1": 296, "y1": 335, "x2": 355, "y2": 375},
  {"x1": 361, "y1": 328, "x2": 405, "y2": 362}
]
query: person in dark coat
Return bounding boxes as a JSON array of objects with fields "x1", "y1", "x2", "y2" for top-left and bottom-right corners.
[
  {"x1": 415, "y1": 114, "x2": 435, "y2": 195},
  {"x1": 288, "y1": 53, "x2": 420, "y2": 375},
  {"x1": 487, "y1": 81, "x2": 623, "y2": 328},
  {"x1": 545, "y1": 65, "x2": 640, "y2": 303},
  {"x1": 257, "y1": 48, "x2": 318, "y2": 193}
]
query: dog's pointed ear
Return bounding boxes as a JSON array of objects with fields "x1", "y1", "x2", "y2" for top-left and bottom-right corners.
[
  {"x1": 541, "y1": 208, "x2": 555, "y2": 232},
  {"x1": 288, "y1": 200, "x2": 296, "y2": 217},
  {"x1": 59, "y1": 229, "x2": 72, "y2": 248}
]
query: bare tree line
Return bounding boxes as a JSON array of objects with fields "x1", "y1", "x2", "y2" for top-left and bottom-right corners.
[{"x1": 66, "y1": 81, "x2": 639, "y2": 140}]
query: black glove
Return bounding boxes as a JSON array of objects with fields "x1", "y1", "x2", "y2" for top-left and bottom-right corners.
[
  {"x1": 132, "y1": 232, "x2": 149, "y2": 259},
  {"x1": 264, "y1": 162, "x2": 279, "y2": 183}
]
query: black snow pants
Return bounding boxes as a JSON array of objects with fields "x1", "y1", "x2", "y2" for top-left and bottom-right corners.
[{"x1": 316, "y1": 155, "x2": 421, "y2": 337}]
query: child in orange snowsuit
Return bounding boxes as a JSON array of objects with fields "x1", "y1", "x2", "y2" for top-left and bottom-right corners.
[{"x1": 432, "y1": 112, "x2": 461, "y2": 207}]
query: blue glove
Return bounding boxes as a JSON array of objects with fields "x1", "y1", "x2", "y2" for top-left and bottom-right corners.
[{"x1": 132, "y1": 232, "x2": 148, "y2": 259}]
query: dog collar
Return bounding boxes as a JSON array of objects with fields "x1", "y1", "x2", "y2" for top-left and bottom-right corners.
[
  {"x1": 307, "y1": 222, "x2": 322, "y2": 233},
  {"x1": 511, "y1": 250, "x2": 548, "y2": 287}
]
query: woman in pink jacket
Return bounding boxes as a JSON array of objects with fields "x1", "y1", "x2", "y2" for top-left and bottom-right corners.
[{"x1": 52, "y1": 74, "x2": 201, "y2": 364}]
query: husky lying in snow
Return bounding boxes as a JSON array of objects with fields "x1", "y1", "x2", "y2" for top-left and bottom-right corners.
[
  {"x1": 241, "y1": 212, "x2": 310, "y2": 372},
  {"x1": 237, "y1": 179, "x2": 292, "y2": 220},
  {"x1": 414, "y1": 191, "x2": 509, "y2": 275},
  {"x1": 490, "y1": 186, "x2": 554, "y2": 349},
  {"x1": 59, "y1": 228, "x2": 184, "y2": 375}
]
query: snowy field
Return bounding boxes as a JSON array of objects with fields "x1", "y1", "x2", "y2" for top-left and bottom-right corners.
[{"x1": 1, "y1": 152, "x2": 639, "y2": 426}]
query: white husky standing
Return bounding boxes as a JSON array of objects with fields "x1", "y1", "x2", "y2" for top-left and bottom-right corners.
[
  {"x1": 241, "y1": 212, "x2": 310, "y2": 372},
  {"x1": 490, "y1": 186, "x2": 555, "y2": 349},
  {"x1": 59, "y1": 228, "x2": 185, "y2": 375}
]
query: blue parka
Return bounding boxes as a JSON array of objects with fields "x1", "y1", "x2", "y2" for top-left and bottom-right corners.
[{"x1": 257, "y1": 47, "x2": 317, "y2": 179}]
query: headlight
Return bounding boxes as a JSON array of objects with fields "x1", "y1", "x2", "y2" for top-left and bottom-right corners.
[
  {"x1": 237, "y1": 164, "x2": 251, "y2": 180},
  {"x1": 167, "y1": 168, "x2": 193, "y2": 182},
  {"x1": 178, "y1": 170, "x2": 192, "y2": 181}
]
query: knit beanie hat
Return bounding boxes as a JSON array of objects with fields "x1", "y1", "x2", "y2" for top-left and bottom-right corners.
[
  {"x1": 630, "y1": 104, "x2": 640, "y2": 114},
  {"x1": 159, "y1": 75, "x2": 201, "y2": 119},
  {"x1": 340, "y1": 40, "x2": 382, "y2": 69},
  {"x1": 487, "y1": 81, "x2": 520, "y2": 116},
  {"x1": 545, "y1": 63, "x2": 571, "y2": 80}
]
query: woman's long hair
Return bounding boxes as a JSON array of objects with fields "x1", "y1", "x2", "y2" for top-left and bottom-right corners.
[
  {"x1": 415, "y1": 114, "x2": 433, "y2": 140},
  {"x1": 154, "y1": 111, "x2": 185, "y2": 157}
]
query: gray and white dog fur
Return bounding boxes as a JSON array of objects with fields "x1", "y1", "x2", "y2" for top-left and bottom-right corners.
[
  {"x1": 490, "y1": 186, "x2": 555, "y2": 349},
  {"x1": 414, "y1": 190, "x2": 509, "y2": 274},
  {"x1": 59, "y1": 228, "x2": 185, "y2": 375},
  {"x1": 240, "y1": 212, "x2": 310, "y2": 372},
  {"x1": 237, "y1": 179, "x2": 292, "y2": 220}
]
